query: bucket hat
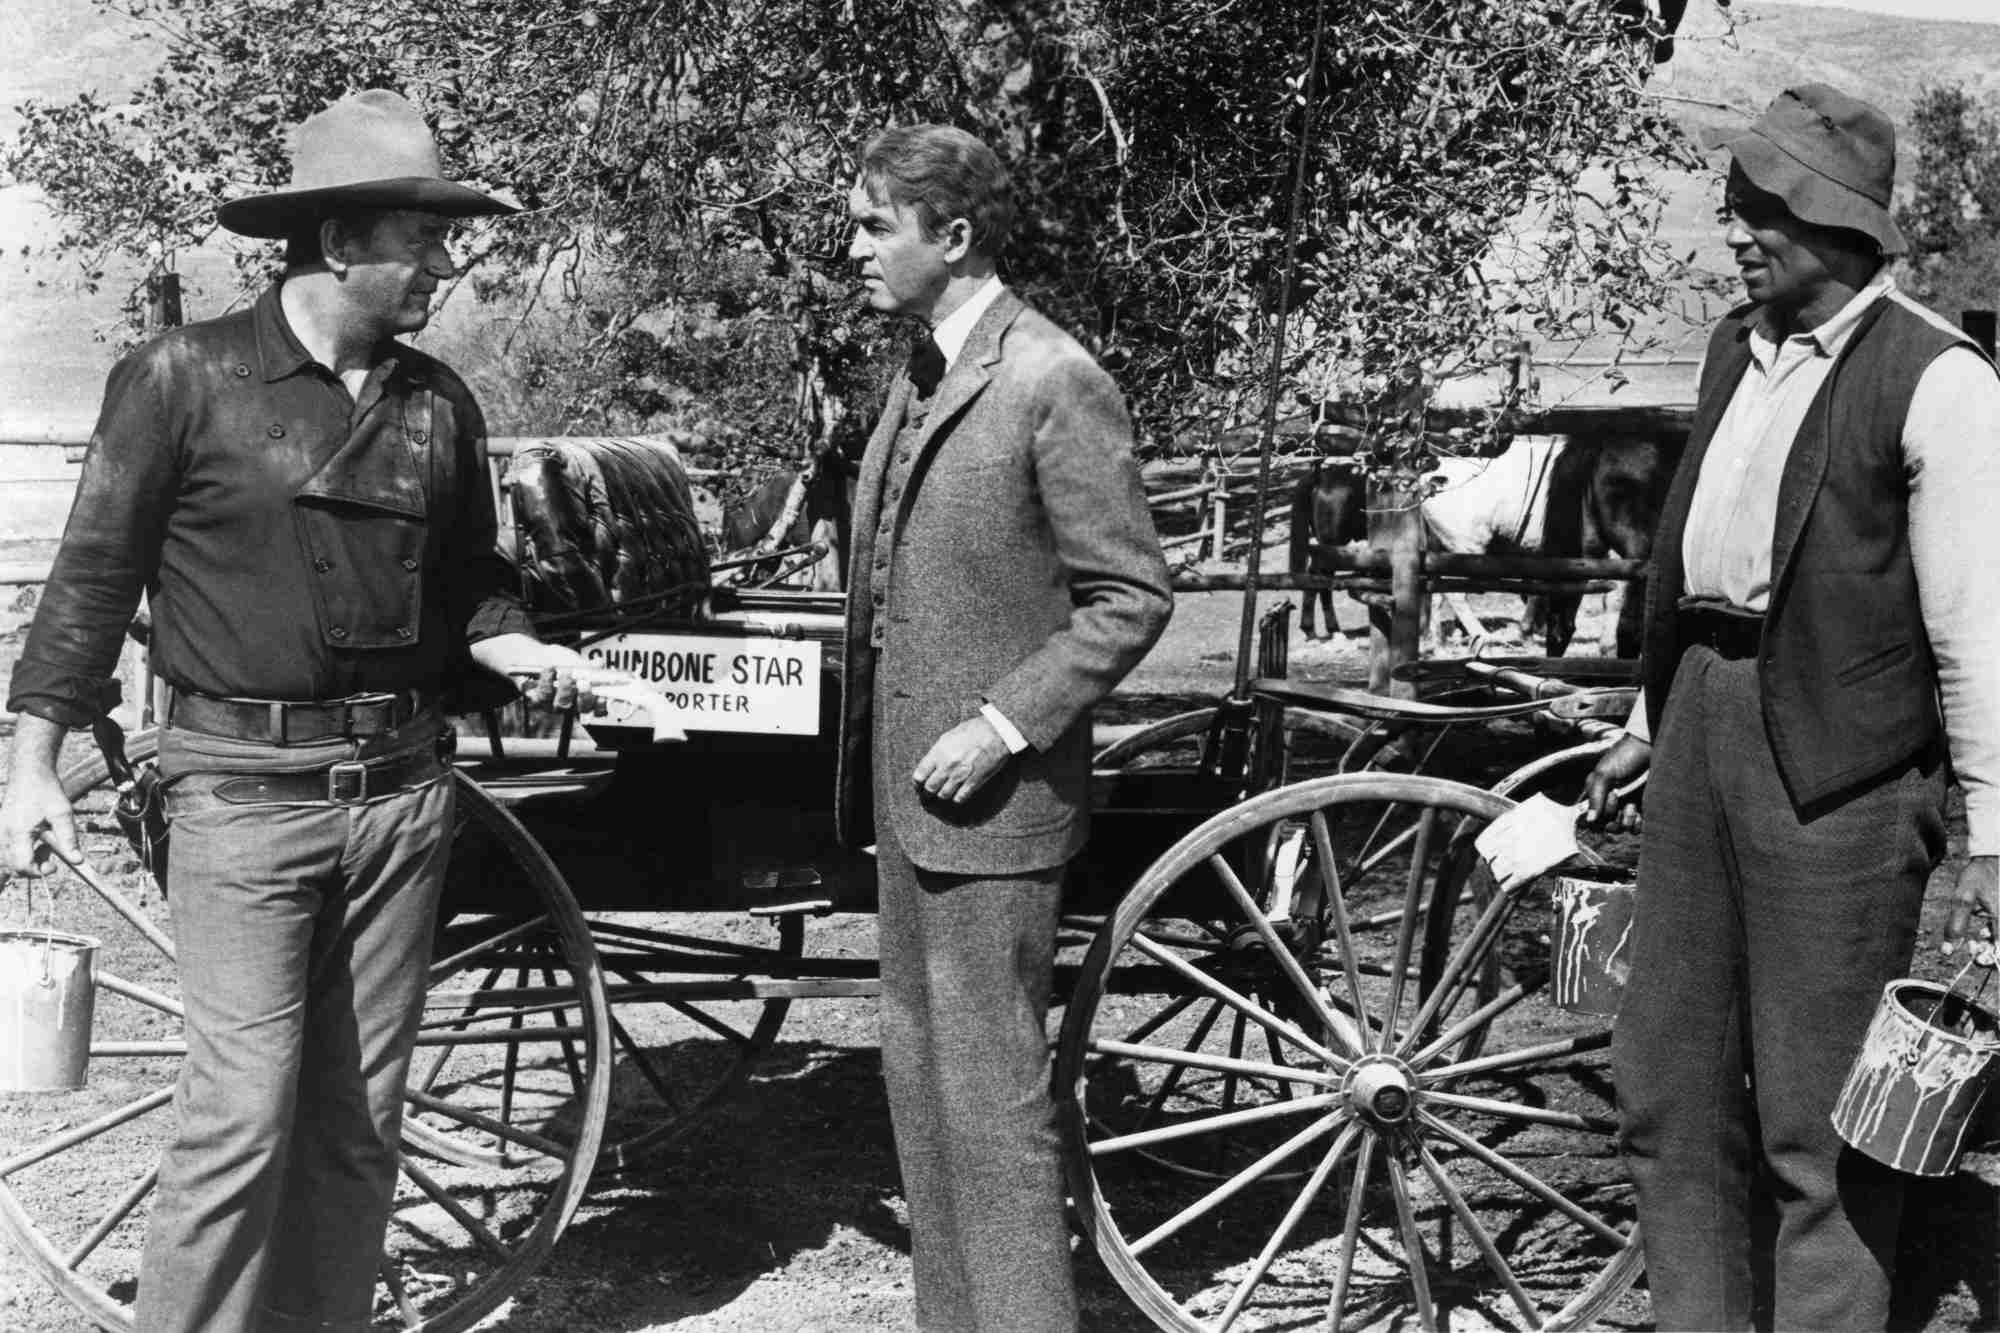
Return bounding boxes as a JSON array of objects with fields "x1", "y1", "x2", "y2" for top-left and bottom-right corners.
[
  {"x1": 217, "y1": 89, "x2": 518, "y2": 239},
  {"x1": 1716, "y1": 84, "x2": 1906, "y2": 256}
]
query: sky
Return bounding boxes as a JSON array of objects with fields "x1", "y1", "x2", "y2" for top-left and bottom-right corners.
[{"x1": 1756, "y1": 0, "x2": 2000, "y2": 21}]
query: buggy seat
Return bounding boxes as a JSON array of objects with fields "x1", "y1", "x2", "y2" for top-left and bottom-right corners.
[{"x1": 504, "y1": 435, "x2": 711, "y2": 622}]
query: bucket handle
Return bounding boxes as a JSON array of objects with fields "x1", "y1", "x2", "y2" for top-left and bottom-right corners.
[
  {"x1": 3, "y1": 851, "x2": 64, "y2": 989},
  {"x1": 1945, "y1": 945, "x2": 1997, "y2": 1038}
]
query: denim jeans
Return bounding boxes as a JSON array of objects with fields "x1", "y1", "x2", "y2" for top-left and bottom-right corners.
[
  {"x1": 133, "y1": 720, "x2": 453, "y2": 1333},
  {"x1": 1612, "y1": 648, "x2": 1945, "y2": 1331}
]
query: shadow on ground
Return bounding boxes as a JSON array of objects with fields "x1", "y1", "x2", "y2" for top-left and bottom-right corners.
[
  {"x1": 481, "y1": 1040, "x2": 1159, "y2": 1333},
  {"x1": 472, "y1": 1032, "x2": 2000, "y2": 1333}
]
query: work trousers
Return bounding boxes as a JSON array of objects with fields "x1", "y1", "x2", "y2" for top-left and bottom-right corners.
[
  {"x1": 134, "y1": 722, "x2": 454, "y2": 1333},
  {"x1": 875, "y1": 827, "x2": 1079, "y2": 1333},
  {"x1": 1612, "y1": 646, "x2": 1945, "y2": 1331}
]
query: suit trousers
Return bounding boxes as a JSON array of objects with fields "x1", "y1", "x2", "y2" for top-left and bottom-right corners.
[
  {"x1": 1612, "y1": 646, "x2": 1945, "y2": 1331},
  {"x1": 134, "y1": 723, "x2": 455, "y2": 1333},
  {"x1": 875, "y1": 826, "x2": 1079, "y2": 1333}
]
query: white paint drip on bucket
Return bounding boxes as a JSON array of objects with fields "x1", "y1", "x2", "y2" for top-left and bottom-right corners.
[
  {"x1": 1549, "y1": 872, "x2": 1636, "y2": 1017},
  {"x1": 1832, "y1": 978, "x2": 1999, "y2": 1177},
  {"x1": 0, "y1": 927, "x2": 100, "y2": 1092}
]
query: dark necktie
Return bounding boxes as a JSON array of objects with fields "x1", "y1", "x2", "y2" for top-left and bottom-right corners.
[{"x1": 908, "y1": 334, "x2": 945, "y2": 398}]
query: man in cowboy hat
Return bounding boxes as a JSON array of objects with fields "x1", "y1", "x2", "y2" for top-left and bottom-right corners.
[
  {"x1": 0, "y1": 88, "x2": 632, "y2": 1332},
  {"x1": 1583, "y1": 83, "x2": 2000, "y2": 1329}
]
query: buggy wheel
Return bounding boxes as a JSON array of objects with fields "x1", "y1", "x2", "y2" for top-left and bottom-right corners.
[
  {"x1": 1057, "y1": 772, "x2": 1641, "y2": 1332},
  {"x1": 0, "y1": 733, "x2": 610, "y2": 1332},
  {"x1": 577, "y1": 911, "x2": 802, "y2": 1171}
]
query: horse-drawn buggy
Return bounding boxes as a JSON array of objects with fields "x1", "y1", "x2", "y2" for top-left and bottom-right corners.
[{"x1": 2, "y1": 431, "x2": 1656, "y2": 1331}]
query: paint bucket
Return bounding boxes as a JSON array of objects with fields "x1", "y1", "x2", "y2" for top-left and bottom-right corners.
[
  {"x1": 1832, "y1": 975, "x2": 2000, "y2": 1177},
  {"x1": 1548, "y1": 869, "x2": 1636, "y2": 1017},
  {"x1": 0, "y1": 927, "x2": 100, "y2": 1092}
]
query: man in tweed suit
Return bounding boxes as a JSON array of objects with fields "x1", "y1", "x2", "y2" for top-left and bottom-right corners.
[{"x1": 836, "y1": 124, "x2": 1172, "y2": 1330}]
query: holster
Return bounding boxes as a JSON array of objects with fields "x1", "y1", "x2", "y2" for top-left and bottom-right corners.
[{"x1": 91, "y1": 715, "x2": 174, "y2": 891}]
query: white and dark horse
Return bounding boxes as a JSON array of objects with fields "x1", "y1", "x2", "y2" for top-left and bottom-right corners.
[{"x1": 1289, "y1": 434, "x2": 1677, "y2": 656}]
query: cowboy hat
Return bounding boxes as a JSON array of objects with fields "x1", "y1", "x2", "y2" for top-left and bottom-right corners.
[
  {"x1": 217, "y1": 89, "x2": 518, "y2": 239},
  {"x1": 1715, "y1": 84, "x2": 1906, "y2": 256}
]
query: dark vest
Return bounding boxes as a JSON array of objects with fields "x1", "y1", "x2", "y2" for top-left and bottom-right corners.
[{"x1": 1641, "y1": 294, "x2": 1986, "y2": 808}]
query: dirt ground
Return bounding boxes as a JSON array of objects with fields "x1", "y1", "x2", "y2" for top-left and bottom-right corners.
[{"x1": 0, "y1": 581, "x2": 1994, "y2": 1332}]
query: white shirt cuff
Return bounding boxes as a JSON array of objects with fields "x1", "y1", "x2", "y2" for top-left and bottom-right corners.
[
  {"x1": 1621, "y1": 688, "x2": 1652, "y2": 745},
  {"x1": 980, "y1": 702, "x2": 1030, "y2": 755}
]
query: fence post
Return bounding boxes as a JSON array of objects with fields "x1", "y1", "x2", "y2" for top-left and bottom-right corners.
[
  {"x1": 1366, "y1": 469, "x2": 1424, "y2": 698},
  {"x1": 1208, "y1": 465, "x2": 1228, "y2": 563}
]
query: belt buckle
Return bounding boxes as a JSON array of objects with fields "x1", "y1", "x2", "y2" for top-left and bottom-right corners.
[{"x1": 327, "y1": 760, "x2": 369, "y2": 805}]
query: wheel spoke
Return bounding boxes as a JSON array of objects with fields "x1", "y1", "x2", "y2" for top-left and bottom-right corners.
[
  {"x1": 659, "y1": 994, "x2": 759, "y2": 1048},
  {"x1": 1376, "y1": 805, "x2": 1439, "y2": 1050},
  {"x1": 1130, "y1": 1111, "x2": 1351, "y2": 1256},
  {"x1": 1399, "y1": 861, "x2": 1519, "y2": 1047},
  {"x1": 540, "y1": 967, "x2": 588, "y2": 1093},
  {"x1": 1416, "y1": 1109, "x2": 1627, "y2": 1247},
  {"x1": 1406, "y1": 982, "x2": 1533, "y2": 1069},
  {"x1": 1410, "y1": 1137, "x2": 1539, "y2": 1328},
  {"x1": 1309, "y1": 810, "x2": 1374, "y2": 1042},
  {"x1": 1221, "y1": 1010, "x2": 1246, "y2": 1118},
  {"x1": 0, "y1": 1087, "x2": 175, "y2": 1176},
  {"x1": 1383, "y1": 1149, "x2": 1438, "y2": 1333},
  {"x1": 427, "y1": 915, "x2": 551, "y2": 984},
  {"x1": 1262, "y1": 1025, "x2": 1296, "y2": 1101},
  {"x1": 586, "y1": 918, "x2": 799, "y2": 962},
  {"x1": 1420, "y1": 1029, "x2": 1613, "y2": 1084},
  {"x1": 411, "y1": 962, "x2": 506, "y2": 1096},
  {"x1": 1207, "y1": 852, "x2": 1366, "y2": 1055},
  {"x1": 1327, "y1": 1132, "x2": 1381, "y2": 1327},
  {"x1": 63, "y1": 1164, "x2": 159, "y2": 1268},
  {"x1": 1133, "y1": 999, "x2": 1226, "y2": 1136},
  {"x1": 398, "y1": 1157, "x2": 515, "y2": 1262},
  {"x1": 609, "y1": 1011, "x2": 681, "y2": 1108},
  {"x1": 88, "y1": 1040, "x2": 187, "y2": 1057},
  {"x1": 416, "y1": 997, "x2": 579, "y2": 1030},
  {"x1": 95, "y1": 968, "x2": 185, "y2": 1019},
  {"x1": 1422, "y1": 1088, "x2": 1616, "y2": 1135},
  {"x1": 60, "y1": 852, "x2": 176, "y2": 961},
  {"x1": 1124, "y1": 930, "x2": 1345, "y2": 1069},
  {"x1": 1214, "y1": 1120, "x2": 1363, "y2": 1331},
  {"x1": 403, "y1": 1088, "x2": 573, "y2": 1163},
  {"x1": 1093, "y1": 1092, "x2": 1342, "y2": 1157},
  {"x1": 1117, "y1": 990, "x2": 1201, "y2": 1049},
  {"x1": 1089, "y1": 1037, "x2": 1338, "y2": 1091}
]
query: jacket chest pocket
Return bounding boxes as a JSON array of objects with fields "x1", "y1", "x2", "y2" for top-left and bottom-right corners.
[
  {"x1": 291, "y1": 393, "x2": 434, "y2": 651},
  {"x1": 293, "y1": 503, "x2": 426, "y2": 649}
]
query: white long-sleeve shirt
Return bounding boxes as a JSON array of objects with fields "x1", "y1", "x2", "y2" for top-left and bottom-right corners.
[{"x1": 1625, "y1": 275, "x2": 2000, "y2": 854}]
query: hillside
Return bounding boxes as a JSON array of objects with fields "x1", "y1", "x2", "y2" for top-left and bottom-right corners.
[{"x1": 2, "y1": 0, "x2": 1998, "y2": 433}]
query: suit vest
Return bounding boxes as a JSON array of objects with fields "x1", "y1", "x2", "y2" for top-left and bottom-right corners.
[{"x1": 1641, "y1": 295, "x2": 1985, "y2": 808}]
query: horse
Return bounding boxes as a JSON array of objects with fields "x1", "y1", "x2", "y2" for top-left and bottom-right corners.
[
  {"x1": 1287, "y1": 435, "x2": 1678, "y2": 656},
  {"x1": 1288, "y1": 458, "x2": 1368, "y2": 639},
  {"x1": 718, "y1": 445, "x2": 855, "y2": 590},
  {"x1": 1539, "y1": 433, "x2": 1679, "y2": 658},
  {"x1": 1288, "y1": 441, "x2": 1562, "y2": 645}
]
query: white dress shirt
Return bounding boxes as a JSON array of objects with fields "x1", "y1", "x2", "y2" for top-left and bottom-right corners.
[
  {"x1": 925, "y1": 277, "x2": 1035, "y2": 755},
  {"x1": 1624, "y1": 275, "x2": 2000, "y2": 854}
]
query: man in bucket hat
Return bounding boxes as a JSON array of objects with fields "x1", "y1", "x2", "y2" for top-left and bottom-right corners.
[
  {"x1": 1584, "y1": 84, "x2": 2000, "y2": 1329},
  {"x1": 0, "y1": 89, "x2": 634, "y2": 1332}
]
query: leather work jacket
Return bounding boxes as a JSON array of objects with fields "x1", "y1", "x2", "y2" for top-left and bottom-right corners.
[{"x1": 9, "y1": 283, "x2": 531, "y2": 725}]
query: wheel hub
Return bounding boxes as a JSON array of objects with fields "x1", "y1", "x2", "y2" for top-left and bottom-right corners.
[{"x1": 1342, "y1": 1054, "x2": 1419, "y2": 1127}]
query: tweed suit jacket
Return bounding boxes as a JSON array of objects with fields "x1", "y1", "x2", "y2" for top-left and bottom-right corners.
[{"x1": 835, "y1": 289, "x2": 1172, "y2": 875}]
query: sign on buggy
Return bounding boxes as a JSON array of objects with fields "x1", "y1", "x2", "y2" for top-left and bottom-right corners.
[{"x1": 584, "y1": 633, "x2": 823, "y2": 735}]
